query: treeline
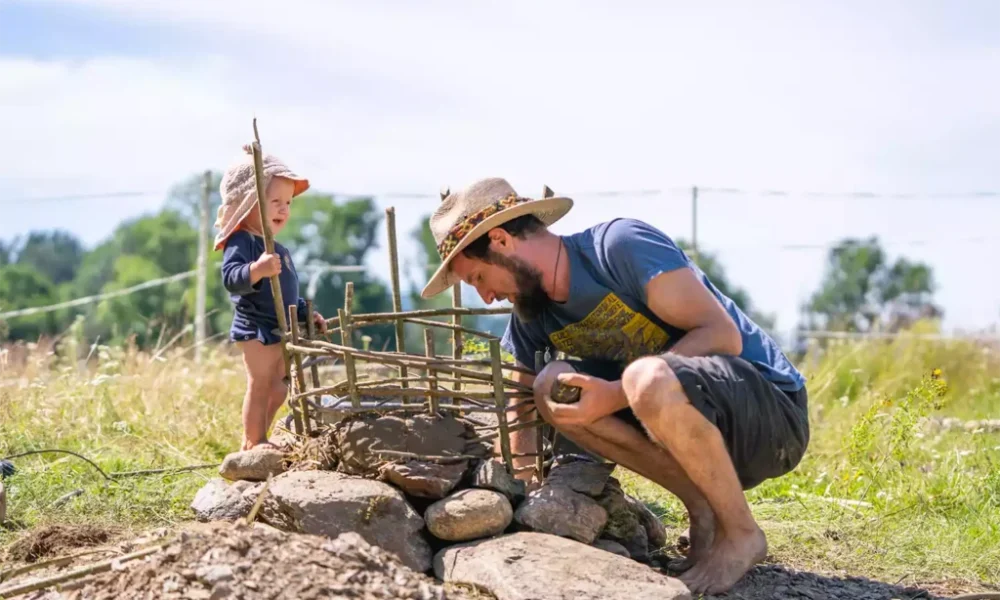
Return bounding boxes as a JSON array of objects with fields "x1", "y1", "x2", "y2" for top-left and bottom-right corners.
[{"x1": 1, "y1": 172, "x2": 943, "y2": 350}]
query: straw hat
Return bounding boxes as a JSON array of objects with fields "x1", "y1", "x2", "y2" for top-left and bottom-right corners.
[
  {"x1": 213, "y1": 144, "x2": 310, "y2": 250},
  {"x1": 420, "y1": 177, "x2": 573, "y2": 299}
]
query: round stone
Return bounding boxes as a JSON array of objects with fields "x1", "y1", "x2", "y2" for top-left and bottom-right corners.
[{"x1": 425, "y1": 489, "x2": 513, "y2": 542}]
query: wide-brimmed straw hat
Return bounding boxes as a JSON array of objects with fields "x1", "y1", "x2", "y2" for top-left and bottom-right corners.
[
  {"x1": 213, "y1": 144, "x2": 310, "y2": 250},
  {"x1": 420, "y1": 177, "x2": 573, "y2": 299}
]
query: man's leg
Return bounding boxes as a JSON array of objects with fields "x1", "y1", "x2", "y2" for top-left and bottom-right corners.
[
  {"x1": 533, "y1": 362, "x2": 717, "y2": 569},
  {"x1": 620, "y1": 356, "x2": 767, "y2": 595}
]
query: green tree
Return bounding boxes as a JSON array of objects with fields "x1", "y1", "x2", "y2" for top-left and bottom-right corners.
[
  {"x1": 803, "y1": 236, "x2": 940, "y2": 332},
  {"x1": 15, "y1": 230, "x2": 85, "y2": 285},
  {"x1": 165, "y1": 170, "x2": 223, "y2": 229},
  {"x1": 678, "y1": 240, "x2": 776, "y2": 332},
  {"x1": 0, "y1": 265, "x2": 57, "y2": 341},
  {"x1": 281, "y1": 194, "x2": 395, "y2": 350}
]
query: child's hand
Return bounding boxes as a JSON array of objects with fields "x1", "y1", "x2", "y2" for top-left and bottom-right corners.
[
  {"x1": 312, "y1": 311, "x2": 328, "y2": 334},
  {"x1": 250, "y1": 252, "x2": 282, "y2": 283}
]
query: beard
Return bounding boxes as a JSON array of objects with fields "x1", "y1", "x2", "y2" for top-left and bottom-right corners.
[{"x1": 486, "y1": 252, "x2": 551, "y2": 321}]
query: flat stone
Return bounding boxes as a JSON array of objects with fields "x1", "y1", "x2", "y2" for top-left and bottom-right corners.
[
  {"x1": 190, "y1": 479, "x2": 262, "y2": 522},
  {"x1": 546, "y1": 460, "x2": 616, "y2": 497},
  {"x1": 467, "y1": 459, "x2": 525, "y2": 502},
  {"x1": 514, "y1": 485, "x2": 607, "y2": 544},
  {"x1": 333, "y1": 414, "x2": 471, "y2": 477},
  {"x1": 425, "y1": 489, "x2": 513, "y2": 542},
  {"x1": 218, "y1": 449, "x2": 285, "y2": 482},
  {"x1": 258, "y1": 470, "x2": 432, "y2": 572},
  {"x1": 434, "y1": 532, "x2": 691, "y2": 600},
  {"x1": 380, "y1": 460, "x2": 468, "y2": 499},
  {"x1": 593, "y1": 538, "x2": 631, "y2": 558}
]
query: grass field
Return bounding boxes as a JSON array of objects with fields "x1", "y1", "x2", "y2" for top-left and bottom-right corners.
[{"x1": 1, "y1": 329, "x2": 998, "y2": 591}]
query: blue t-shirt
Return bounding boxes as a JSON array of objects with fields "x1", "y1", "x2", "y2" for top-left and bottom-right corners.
[
  {"x1": 501, "y1": 218, "x2": 806, "y2": 392},
  {"x1": 221, "y1": 230, "x2": 307, "y2": 344}
]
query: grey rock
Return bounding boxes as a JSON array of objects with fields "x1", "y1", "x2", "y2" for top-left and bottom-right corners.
[
  {"x1": 333, "y1": 414, "x2": 472, "y2": 476},
  {"x1": 467, "y1": 459, "x2": 525, "y2": 502},
  {"x1": 195, "y1": 564, "x2": 234, "y2": 585},
  {"x1": 593, "y1": 538, "x2": 631, "y2": 558},
  {"x1": 380, "y1": 459, "x2": 468, "y2": 499},
  {"x1": 597, "y1": 478, "x2": 648, "y2": 560},
  {"x1": 425, "y1": 489, "x2": 513, "y2": 542},
  {"x1": 258, "y1": 470, "x2": 432, "y2": 572},
  {"x1": 218, "y1": 448, "x2": 286, "y2": 482},
  {"x1": 624, "y1": 494, "x2": 668, "y2": 550},
  {"x1": 514, "y1": 485, "x2": 607, "y2": 544},
  {"x1": 434, "y1": 532, "x2": 691, "y2": 600},
  {"x1": 546, "y1": 460, "x2": 616, "y2": 497},
  {"x1": 190, "y1": 478, "x2": 262, "y2": 522}
]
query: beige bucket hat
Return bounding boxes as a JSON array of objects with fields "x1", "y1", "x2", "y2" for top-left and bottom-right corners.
[
  {"x1": 213, "y1": 144, "x2": 310, "y2": 250},
  {"x1": 420, "y1": 177, "x2": 573, "y2": 299}
]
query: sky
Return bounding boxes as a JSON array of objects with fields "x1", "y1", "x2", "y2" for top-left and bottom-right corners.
[{"x1": 1, "y1": 0, "x2": 999, "y2": 340}]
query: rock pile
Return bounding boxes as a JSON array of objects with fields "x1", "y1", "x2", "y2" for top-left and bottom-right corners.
[{"x1": 192, "y1": 411, "x2": 690, "y2": 599}]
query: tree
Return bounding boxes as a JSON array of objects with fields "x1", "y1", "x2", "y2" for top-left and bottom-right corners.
[
  {"x1": 281, "y1": 194, "x2": 395, "y2": 350},
  {"x1": 0, "y1": 265, "x2": 57, "y2": 341},
  {"x1": 803, "y1": 236, "x2": 940, "y2": 332},
  {"x1": 166, "y1": 170, "x2": 223, "y2": 229},
  {"x1": 15, "y1": 230, "x2": 85, "y2": 285}
]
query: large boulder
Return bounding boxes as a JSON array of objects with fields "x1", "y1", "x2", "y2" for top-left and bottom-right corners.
[
  {"x1": 380, "y1": 460, "x2": 469, "y2": 499},
  {"x1": 258, "y1": 470, "x2": 432, "y2": 572},
  {"x1": 435, "y1": 532, "x2": 691, "y2": 600},
  {"x1": 190, "y1": 478, "x2": 264, "y2": 522},
  {"x1": 332, "y1": 414, "x2": 474, "y2": 476},
  {"x1": 513, "y1": 485, "x2": 607, "y2": 544},
  {"x1": 425, "y1": 489, "x2": 513, "y2": 542},
  {"x1": 218, "y1": 448, "x2": 286, "y2": 482}
]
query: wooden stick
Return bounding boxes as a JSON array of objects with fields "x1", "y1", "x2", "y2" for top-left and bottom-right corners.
[
  {"x1": 451, "y1": 284, "x2": 464, "y2": 414},
  {"x1": 424, "y1": 329, "x2": 438, "y2": 414},
  {"x1": 401, "y1": 317, "x2": 498, "y2": 341},
  {"x1": 288, "y1": 305, "x2": 311, "y2": 436},
  {"x1": 371, "y1": 449, "x2": 481, "y2": 463},
  {"x1": 338, "y1": 310, "x2": 360, "y2": 409},
  {"x1": 344, "y1": 306, "x2": 512, "y2": 323},
  {"x1": 292, "y1": 385, "x2": 522, "y2": 402},
  {"x1": 0, "y1": 548, "x2": 113, "y2": 583},
  {"x1": 305, "y1": 298, "x2": 322, "y2": 426},
  {"x1": 385, "y1": 207, "x2": 408, "y2": 388},
  {"x1": 491, "y1": 339, "x2": 514, "y2": 475},
  {"x1": 0, "y1": 544, "x2": 167, "y2": 598},
  {"x1": 534, "y1": 350, "x2": 546, "y2": 482},
  {"x1": 314, "y1": 402, "x2": 500, "y2": 414}
]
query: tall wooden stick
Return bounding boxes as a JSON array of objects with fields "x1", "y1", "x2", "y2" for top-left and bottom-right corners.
[
  {"x1": 491, "y1": 339, "x2": 514, "y2": 474},
  {"x1": 534, "y1": 350, "x2": 547, "y2": 482},
  {"x1": 451, "y1": 284, "x2": 464, "y2": 416},
  {"x1": 305, "y1": 298, "x2": 322, "y2": 402},
  {"x1": 339, "y1": 307, "x2": 360, "y2": 408},
  {"x1": 385, "y1": 207, "x2": 408, "y2": 388},
  {"x1": 288, "y1": 305, "x2": 309, "y2": 435},
  {"x1": 424, "y1": 329, "x2": 438, "y2": 414}
]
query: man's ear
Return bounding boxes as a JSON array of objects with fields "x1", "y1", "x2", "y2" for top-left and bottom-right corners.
[{"x1": 488, "y1": 227, "x2": 513, "y2": 252}]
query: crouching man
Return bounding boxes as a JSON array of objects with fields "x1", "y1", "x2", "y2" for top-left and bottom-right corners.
[{"x1": 418, "y1": 177, "x2": 810, "y2": 595}]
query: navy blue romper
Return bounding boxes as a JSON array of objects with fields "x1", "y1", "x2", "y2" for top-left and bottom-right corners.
[{"x1": 221, "y1": 230, "x2": 308, "y2": 345}]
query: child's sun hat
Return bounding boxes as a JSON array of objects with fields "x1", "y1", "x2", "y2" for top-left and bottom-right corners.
[{"x1": 213, "y1": 144, "x2": 310, "y2": 250}]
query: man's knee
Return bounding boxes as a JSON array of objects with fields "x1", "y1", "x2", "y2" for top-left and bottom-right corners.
[{"x1": 621, "y1": 355, "x2": 685, "y2": 419}]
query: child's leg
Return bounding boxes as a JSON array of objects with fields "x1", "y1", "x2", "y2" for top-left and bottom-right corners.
[
  {"x1": 239, "y1": 340, "x2": 284, "y2": 450},
  {"x1": 266, "y1": 355, "x2": 290, "y2": 437}
]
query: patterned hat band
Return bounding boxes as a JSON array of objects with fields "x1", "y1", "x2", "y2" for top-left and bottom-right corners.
[{"x1": 435, "y1": 193, "x2": 531, "y2": 258}]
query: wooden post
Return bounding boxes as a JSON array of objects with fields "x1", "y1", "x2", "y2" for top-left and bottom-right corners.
[
  {"x1": 288, "y1": 305, "x2": 310, "y2": 436},
  {"x1": 305, "y1": 298, "x2": 322, "y2": 407},
  {"x1": 339, "y1": 307, "x2": 360, "y2": 408},
  {"x1": 533, "y1": 350, "x2": 546, "y2": 482},
  {"x1": 385, "y1": 207, "x2": 407, "y2": 387},
  {"x1": 424, "y1": 329, "x2": 438, "y2": 415},
  {"x1": 194, "y1": 169, "x2": 210, "y2": 362},
  {"x1": 491, "y1": 339, "x2": 514, "y2": 474}
]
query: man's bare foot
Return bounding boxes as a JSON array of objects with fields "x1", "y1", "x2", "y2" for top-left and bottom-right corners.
[
  {"x1": 668, "y1": 510, "x2": 716, "y2": 573},
  {"x1": 679, "y1": 524, "x2": 767, "y2": 595}
]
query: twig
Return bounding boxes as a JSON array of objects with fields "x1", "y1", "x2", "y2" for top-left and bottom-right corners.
[
  {"x1": 0, "y1": 543, "x2": 167, "y2": 598},
  {"x1": 0, "y1": 548, "x2": 113, "y2": 584},
  {"x1": 371, "y1": 449, "x2": 481, "y2": 463},
  {"x1": 108, "y1": 463, "x2": 218, "y2": 478},
  {"x1": 243, "y1": 474, "x2": 271, "y2": 527},
  {"x1": 47, "y1": 489, "x2": 83, "y2": 509}
]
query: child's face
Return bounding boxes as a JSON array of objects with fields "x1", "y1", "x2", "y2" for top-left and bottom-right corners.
[{"x1": 244, "y1": 176, "x2": 296, "y2": 236}]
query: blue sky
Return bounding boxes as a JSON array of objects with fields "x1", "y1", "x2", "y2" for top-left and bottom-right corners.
[{"x1": 2, "y1": 0, "x2": 999, "y2": 339}]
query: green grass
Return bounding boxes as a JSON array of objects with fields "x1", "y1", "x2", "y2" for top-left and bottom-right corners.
[{"x1": 2, "y1": 328, "x2": 999, "y2": 590}]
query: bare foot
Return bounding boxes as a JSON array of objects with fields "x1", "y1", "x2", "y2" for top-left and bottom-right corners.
[
  {"x1": 668, "y1": 509, "x2": 716, "y2": 573},
  {"x1": 243, "y1": 439, "x2": 278, "y2": 451},
  {"x1": 679, "y1": 525, "x2": 767, "y2": 595}
]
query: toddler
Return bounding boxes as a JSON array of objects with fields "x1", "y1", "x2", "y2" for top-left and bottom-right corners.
[{"x1": 214, "y1": 144, "x2": 327, "y2": 450}]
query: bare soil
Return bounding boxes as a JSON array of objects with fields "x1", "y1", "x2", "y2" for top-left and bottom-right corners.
[
  {"x1": 6, "y1": 524, "x2": 115, "y2": 563},
  {"x1": 28, "y1": 522, "x2": 490, "y2": 600}
]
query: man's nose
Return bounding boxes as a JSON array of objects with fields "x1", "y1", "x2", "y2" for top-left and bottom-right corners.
[{"x1": 477, "y1": 286, "x2": 495, "y2": 304}]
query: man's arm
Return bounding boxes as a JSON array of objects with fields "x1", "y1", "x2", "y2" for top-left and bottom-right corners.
[
  {"x1": 644, "y1": 267, "x2": 742, "y2": 357},
  {"x1": 504, "y1": 363, "x2": 539, "y2": 482}
]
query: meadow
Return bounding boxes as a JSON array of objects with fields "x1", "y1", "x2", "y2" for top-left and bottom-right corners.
[{"x1": 1, "y1": 328, "x2": 998, "y2": 591}]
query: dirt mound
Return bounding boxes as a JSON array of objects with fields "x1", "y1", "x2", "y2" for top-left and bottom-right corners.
[
  {"x1": 700, "y1": 563, "x2": 951, "y2": 600},
  {"x1": 7, "y1": 524, "x2": 114, "y2": 563},
  {"x1": 62, "y1": 522, "x2": 487, "y2": 600}
]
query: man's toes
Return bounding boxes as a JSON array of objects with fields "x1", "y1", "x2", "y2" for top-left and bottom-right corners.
[{"x1": 666, "y1": 557, "x2": 695, "y2": 574}]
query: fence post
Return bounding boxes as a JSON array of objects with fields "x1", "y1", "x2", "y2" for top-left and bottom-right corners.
[{"x1": 194, "y1": 170, "x2": 211, "y2": 361}]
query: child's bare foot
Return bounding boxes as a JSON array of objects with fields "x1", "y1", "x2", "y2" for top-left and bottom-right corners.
[{"x1": 242, "y1": 439, "x2": 279, "y2": 452}]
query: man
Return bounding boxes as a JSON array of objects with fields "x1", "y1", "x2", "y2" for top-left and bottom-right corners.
[{"x1": 420, "y1": 178, "x2": 810, "y2": 595}]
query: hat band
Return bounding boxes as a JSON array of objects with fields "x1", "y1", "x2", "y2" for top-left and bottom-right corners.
[{"x1": 436, "y1": 193, "x2": 530, "y2": 258}]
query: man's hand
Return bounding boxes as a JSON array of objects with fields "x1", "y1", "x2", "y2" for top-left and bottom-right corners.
[
  {"x1": 543, "y1": 371, "x2": 628, "y2": 427},
  {"x1": 312, "y1": 311, "x2": 328, "y2": 334}
]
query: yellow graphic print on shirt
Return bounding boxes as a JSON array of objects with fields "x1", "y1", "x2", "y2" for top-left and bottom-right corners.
[{"x1": 549, "y1": 293, "x2": 670, "y2": 363}]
